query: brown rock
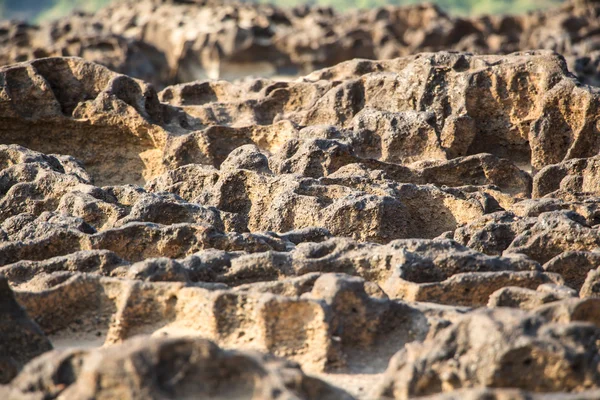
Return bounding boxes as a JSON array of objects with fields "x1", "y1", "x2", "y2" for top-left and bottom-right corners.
[
  {"x1": 0, "y1": 277, "x2": 52, "y2": 383},
  {"x1": 375, "y1": 308, "x2": 600, "y2": 399},
  {"x1": 6, "y1": 335, "x2": 353, "y2": 400}
]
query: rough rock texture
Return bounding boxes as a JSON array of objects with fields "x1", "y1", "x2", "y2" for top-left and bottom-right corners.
[
  {"x1": 2, "y1": 50, "x2": 599, "y2": 189},
  {"x1": 534, "y1": 155, "x2": 600, "y2": 198},
  {"x1": 488, "y1": 283, "x2": 578, "y2": 310},
  {"x1": 580, "y1": 268, "x2": 600, "y2": 298},
  {"x1": 417, "y1": 388, "x2": 600, "y2": 400},
  {"x1": 0, "y1": 277, "x2": 52, "y2": 384},
  {"x1": 7, "y1": 272, "x2": 464, "y2": 376},
  {"x1": 375, "y1": 308, "x2": 600, "y2": 399},
  {"x1": 2, "y1": 4, "x2": 600, "y2": 396},
  {"x1": 5, "y1": 335, "x2": 352, "y2": 400},
  {"x1": 3, "y1": 0, "x2": 600, "y2": 87}
]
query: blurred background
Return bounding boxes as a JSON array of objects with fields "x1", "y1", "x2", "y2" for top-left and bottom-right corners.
[
  {"x1": 3, "y1": 0, "x2": 598, "y2": 90},
  {"x1": 0, "y1": 0, "x2": 563, "y2": 22}
]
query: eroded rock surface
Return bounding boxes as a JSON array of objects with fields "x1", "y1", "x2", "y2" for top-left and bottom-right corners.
[
  {"x1": 375, "y1": 309, "x2": 600, "y2": 399},
  {"x1": 6, "y1": 335, "x2": 352, "y2": 400},
  {"x1": 2, "y1": 8, "x2": 600, "y2": 397},
  {"x1": 0, "y1": 277, "x2": 52, "y2": 384},
  {"x1": 3, "y1": 0, "x2": 600, "y2": 87}
]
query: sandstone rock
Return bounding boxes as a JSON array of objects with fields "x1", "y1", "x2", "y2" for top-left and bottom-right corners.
[
  {"x1": 272, "y1": 139, "x2": 531, "y2": 197},
  {"x1": 2, "y1": 4, "x2": 600, "y2": 396},
  {"x1": 0, "y1": 58, "x2": 176, "y2": 186},
  {"x1": 2, "y1": 50, "x2": 598, "y2": 189},
  {"x1": 156, "y1": 51, "x2": 600, "y2": 176},
  {"x1": 125, "y1": 258, "x2": 192, "y2": 283},
  {"x1": 200, "y1": 237, "x2": 542, "y2": 306},
  {"x1": 0, "y1": 250, "x2": 126, "y2": 290},
  {"x1": 12, "y1": 272, "x2": 459, "y2": 374},
  {"x1": 375, "y1": 308, "x2": 600, "y2": 399},
  {"x1": 581, "y1": 267, "x2": 600, "y2": 298},
  {"x1": 511, "y1": 196, "x2": 600, "y2": 226},
  {"x1": 147, "y1": 163, "x2": 499, "y2": 242},
  {"x1": 543, "y1": 251, "x2": 600, "y2": 290},
  {"x1": 0, "y1": 219, "x2": 308, "y2": 266},
  {"x1": 387, "y1": 270, "x2": 562, "y2": 307},
  {"x1": 505, "y1": 211, "x2": 600, "y2": 264},
  {"x1": 6, "y1": 0, "x2": 599, "y2": 88},
  {"x1": 350, "y1": 108, "x2": 447, "y2": 164},
  {"x1": 5, "y1": 335, "x2": 353, "y2": 399},
  {"x1": 534, "y1": 297, "x2": 600, "y2": 328},
  {"x1": 113, "y1": 192, "x2": 225, "y2": 230},
  {"x1": 0, "y1": 17, "x2": 170, "y2": 88},
  {"x1": 0, "y1": 277, "x2": 52, "y2": 383},
  {"x1": 451, "y1": 211, "x2": 535, "y2": 256},
  {"x1": 416, "y1": 388, "x2": 600, "y2": 400},
  {"x1": 488, "y1": 284, "x2": 578, "y2": 310},
  {"x1": 534, "y1": 155, "x2": 600, "y2": 198}
]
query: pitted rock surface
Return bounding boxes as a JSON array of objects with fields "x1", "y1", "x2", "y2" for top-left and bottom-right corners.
[
  {"x1": 2, "y1": 2, "x2": 600, "y2": 398},
  {"x1": 3, "y1": 0, "x2": 600, "y2": 87}
]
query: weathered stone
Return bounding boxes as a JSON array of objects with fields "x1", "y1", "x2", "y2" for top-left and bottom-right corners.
[
  {"x1": 416, "y1": 388, "x2": 600, "y2": 400},
  {"x1": 0, "y1": 58, "x2": 175, "y2": 186},
  {"x1": 2, "y1": 3, "x2": 600, "y2": 396},
  {"x1": 6, "y1": 335, "x2": 353, "y2": 400},
  {"x1": 581, "y1": 267, "x2": 600, "y2": 298},
  {"x1": 12, "y1": 272, "x2": 459, "y2": 374},
  {"x1": 451, "y1": 211, "x2": 535, "y2": 256},
  {"x1": 0, "y1": 277, "x2": 52, "y2": 384},
  {"x1": 505, "y1": 211, "x2": 600, "y2": 264},
  {"x1": 375, "y1": 308, "x2": 600, "y2": 399},
  {"x1": 534, "y1": 298, "x2": 600, "y2": 328},
  {"x1": 3, "y1": 0, "x2": 600, "y2": 88},
  {"x1": 534, "y1": 155, "x2": 600, "y2": 198},
  {"x1": 488, "y1": 284, "x2": 578, "y2": 310},
  {"x1": 543, "y1": 251, "x2": 600, "y2": 291},
  {"x1": 272, "y1": 139, "x2": 531, "y2": 197}
]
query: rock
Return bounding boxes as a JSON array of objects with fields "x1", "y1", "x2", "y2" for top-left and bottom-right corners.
[
  {"x1": 488, "y1": 284, "x2": 578, "y2": 310},
  {"x1": 4, "y1": 0, "x2": 600, "y2": 87},
  {"x1": 272, "y1": 140, "x2": 531, "y2": 197},
  {"x1": 581, "y1": 267, "x2": 600, "y2": 298},
  {"x1": 0, "y1": 250, "x2": 127, "y2": 290},
  {"x1": 416, "y1": 388, "x2": 600, "y2": 400},
  {"x1": 374, "y1": 308, "x2": 600, "y2": 399},
  {"x1": 198, "y1": 237, "x2": 542, "y2": 308},
  {"x1": 534, "y1": 155, "x2": 600, "y2": 198},
  {"x1": 125, "y1": 258, "x2": 191, "y2": 282},
  {"x1": 350, "y1": 108, "x2": 447, "y2": 164},
  {"x1": 505, "y1": 211, "x2": 600, "y2": 264},
  {"x1": 543, "y1": 251, "x2": 600, "y2": 291},
  {"x1": 534, "y1": 298, "x2": 600, "y2": 328},
  {"x1": 0, "y1": 18, "x2": 171, "y2": 89},
  {"x1": 0, "y1": 277, "x2": 52, "y2": 383},
  {"x1": 452, "y1": 211, "x2": 535, "y2": 256},
  {"x1": 3, "y1": 50, "x2": 596, "y2": 189},
  {"x1": 220, "y1": 144, "x2": 272, "y2": 174},
  {"x1": 0, "y1": 58, "x2": 175, "y2": 186},
  {"x1": 6, "y1": 335, "x2": 353, "y2": 399},
  {"x1": 147, "y1": 163, "x2": 498, "y2": 242},
  {"x1": 0, "y1": 220, "x2": 298, "y2": 266},
  {"x1": 510, "y1": 196, "x2": 600, "y2": 226},
  {"x1": 113, "y1": 192, "x2": 225, "y2": 230},
  {"x1": 12, "y1": 272, "x2": 459, "y2": 374},
  {"x1": 3, "y1": 4, "x2": 600, "y2": 396},
  {"x1": 387, "y1": 270, "x2": 562, "y2": 307}
]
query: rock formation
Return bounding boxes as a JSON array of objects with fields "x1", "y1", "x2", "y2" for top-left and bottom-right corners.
[
  {"x1": 2, "y1": 1, "x2": 600, "y2": 398},
  {"x1": 3, "y1": 0, "x2": 600, "y2": 87}
]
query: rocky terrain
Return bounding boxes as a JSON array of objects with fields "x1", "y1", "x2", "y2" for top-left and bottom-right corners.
[
  {"x1": 3, "y1": 0, "x2": 600, "y2": 399},
  {"x1": 2, "y1": 0, "x2": 600, "y2": 88}
]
